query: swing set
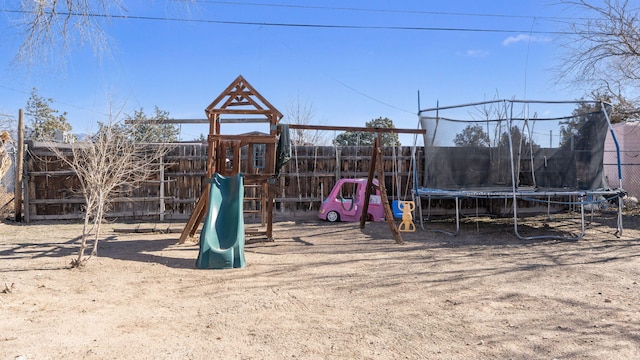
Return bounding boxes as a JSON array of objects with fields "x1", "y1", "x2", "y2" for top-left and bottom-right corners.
[
  {"x1": 287, "y1": 124, "x2": 425, "y2": 244},
  {"x1": 125, "y1": 74, "x2": 425, "y2": 244}
]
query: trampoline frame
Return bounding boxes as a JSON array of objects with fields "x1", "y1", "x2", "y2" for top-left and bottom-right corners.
[{"x1": 414, "y1": 187, "x2": 623, "y2": 240}]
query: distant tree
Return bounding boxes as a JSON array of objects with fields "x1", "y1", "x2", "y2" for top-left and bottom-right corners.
[
  {"x1": 125, "y1": 107, "x2": 179, "y2": 143},
  {"x1": 585, "y1": 91, "x2": 635, "y2": 123},
  {"x1": 333, "y1": 117, "x2": 400, "y2": 147},
  {"x1": 454, "y1": 124, "x2": 490, "y2": 147},
  {"x1": 0, "y1": 113, "x2": 15, "y2": 132},
  {"x1": 498, "y1": 126, "x2": 538, "y2": 151},
  {"x1": 286, "y1": 93, "x2": 327, "y2": 145},
  {"x1": 93, "y1": 121, "x2": 131, "y2": 142},
  {"x1": 193, "y1": 133, "x2": 207, "y2": 142},
  {"x1": 461, "y1": 95, "x2": 507, "y2": 148},
  {"x1": 25, "y1": 88, "x2": 73, "y2": 141},
  {"x1": 559, "y1": 101, "x2": 608, "y2": 150}
]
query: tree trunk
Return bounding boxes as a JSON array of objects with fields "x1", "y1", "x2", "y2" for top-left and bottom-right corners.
[
  {"x1": 91, "y1": 195, "x2": 106, "y2": 258},
  {"x1": 74, "y1": 208, "x2": 93, "y2": 267}
]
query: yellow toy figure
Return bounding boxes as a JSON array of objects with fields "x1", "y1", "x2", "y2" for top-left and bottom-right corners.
[{"x1": 398, "y1": 201, "x2": 416, "y2": 232}]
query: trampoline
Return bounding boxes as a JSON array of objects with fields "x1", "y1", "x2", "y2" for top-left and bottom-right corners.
[{"x1": 415, "y1": 99, "x2": 624, "y2": 240}]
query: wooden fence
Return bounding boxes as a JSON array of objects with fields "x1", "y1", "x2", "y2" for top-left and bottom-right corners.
[{"x1": 23, "y1": 141, "x2": 423, "y2": 221}]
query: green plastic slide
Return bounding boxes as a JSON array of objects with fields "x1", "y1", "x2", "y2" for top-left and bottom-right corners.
[{"x1": 196, "y1": 173, "x2": 246, "y2": 269}]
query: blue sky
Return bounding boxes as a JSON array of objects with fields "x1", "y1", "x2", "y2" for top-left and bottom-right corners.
[{"x1": 0, "y1": 1, "x2": 590, "y2": 145}]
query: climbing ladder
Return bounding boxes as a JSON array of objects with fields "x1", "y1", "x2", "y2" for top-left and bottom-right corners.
[{"x1": 243, "y1": 183, "x2": 267, "y2": 226}]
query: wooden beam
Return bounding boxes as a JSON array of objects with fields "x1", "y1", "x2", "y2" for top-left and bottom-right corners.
[
  {"x1": 286, "y1": 124, "x2": 426, "y2": 134},
  {"x1": 266, "y1": 182, "x2": 274, "y2": 240},
  {"x1": 27, "y1": 196, "x2": 174, "y2": 205},
  {"x1": 209, "y1": 109, "x2": 278, "y2": 115},
  {"x1": 206, "y1": 75, "x2": 248, "y2": 113},
  {"x1": 125, "y1": 118, "x2": 273, "y2": 125},
  {"x1": 220, "y1": 89, "x2": 265, "y2": 110},
  {"x1": 178, "y1": 184, "x2": 209, "y2": 244},
  {"x1": 261, "y1": 183, "x2": 268, "y2": 226},
  {"x1": 219, "y1": 118, "x2": 272, "y2": 124},
  {"x1": 208, "y1": 134, "x2": 277, "y2": 144},
  {"x1": 375, "y1": 134, "x2": 404, "y2": 244},
  {"x1": 206, "y1": 75, "x2": 283, "y2": 120},
  {"x1": 232, "y1": 140, "x2": 241, "y2": 175},
  {"x1": 360, "y1": 136, "x2": 378, "y2": 229},
  {"x1": 125, "y1": 119, "x2": 209, "y2": 125}
]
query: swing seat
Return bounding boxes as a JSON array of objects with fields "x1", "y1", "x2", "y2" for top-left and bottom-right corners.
[
  {"x1": 392, "y1": 200, "x2": 404, "y2": 219},
  {"x1": 398, "y1": 201, "x2": 416, "y2": 232}
]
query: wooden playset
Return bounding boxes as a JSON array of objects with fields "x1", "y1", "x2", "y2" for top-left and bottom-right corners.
[{"x1": 178, "y1": 75, "x2": 283, "y2": 243}]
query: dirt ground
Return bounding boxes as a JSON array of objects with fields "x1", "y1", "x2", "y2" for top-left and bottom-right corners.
[{"x1": 1, "y1": 210, "x2": 639, "y2": 359}]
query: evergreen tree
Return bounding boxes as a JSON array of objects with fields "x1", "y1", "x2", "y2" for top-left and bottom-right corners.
[
  {"x1": 560, "y1": 102, "x2": 602, "y2": 150},
  {"x1": 454, "y1": 124, "x2": 490, "y2": 147},
  {"x1": 498, "y1": 126, "x2": 538, "y2": 151},
  {"x1": 333, "y1": 117, "x2": 400, "y2": 146},
  {"x1": 125, "y1": 106, "x2": 179, "y2": 143},
  {"x1": 26, "y1": 88, "x2": 73, "y2": 141}
]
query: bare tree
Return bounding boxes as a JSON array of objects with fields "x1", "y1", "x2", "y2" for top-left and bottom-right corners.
[
  {"x1": 0, "y1": 112, "x2": 15, "y2": 132},
  {"x1": 286, "y1": 93, "x2": 327, "y2": 146},
  {"x1": 586, "y1": 90, "x2": 638, "y2": 122},
  {"x1": 559, "y1": 0, "x2": 640, "y2": 106},
  {"x1": 50, "y1": 114, "x2": 171, "y2": 267}
]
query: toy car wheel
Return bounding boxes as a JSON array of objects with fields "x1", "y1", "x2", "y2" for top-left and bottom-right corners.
[{"x1": 326, "y1": 211, "x2": 340, "y2": 222}]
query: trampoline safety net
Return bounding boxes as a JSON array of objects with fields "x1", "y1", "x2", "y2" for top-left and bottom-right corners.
[{"x1": 419, "y1": 100, "x2": 617, "y2": 192}]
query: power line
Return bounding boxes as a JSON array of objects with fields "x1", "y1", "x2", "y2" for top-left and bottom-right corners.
[
  {"x1": 0, "y1": 3, "x2": 584, "y2": 121},
  {"x1": 182, "y1": 1, "x2": 587, "y2": 22},
  {"x1": 264, "y1": 28, "x2": 415, "y2": 115},
  {"x1": 2, "y1": 9, "x2": 574, "y2": 35}
]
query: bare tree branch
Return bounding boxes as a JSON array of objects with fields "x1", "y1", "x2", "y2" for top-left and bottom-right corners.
[
  {"x1": 14, "y1": 0, "x2": 124, "y2": 67},
  {"x1": 13, "y1": 1, "x2": 194, "y2": 68},
  {"x1": 558, "y1": 0, "x2": 640, "y2": 105},
  {"x1": 286, "y1": 93, "x2": 328, "y2": 146}
]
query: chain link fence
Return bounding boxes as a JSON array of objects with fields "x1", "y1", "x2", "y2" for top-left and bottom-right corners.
[{"x1": 604, "y1": 149, "x2": 640, "y2": 213}]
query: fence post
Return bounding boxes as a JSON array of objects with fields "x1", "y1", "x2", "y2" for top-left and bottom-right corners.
[
  {"x1": 14, "y1": 109, "x2": 24, "y2": 222},
  {"x1": 159, "y1": 155, "x2": 165, "y2": 221},
  {"x1": 335, "y1": 147, "x2": 341, "y2": 182}
]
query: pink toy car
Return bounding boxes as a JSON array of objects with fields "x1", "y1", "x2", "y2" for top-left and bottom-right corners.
[{"x1": 318, "y1": 178, "x2": 385, "y2": 222}]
